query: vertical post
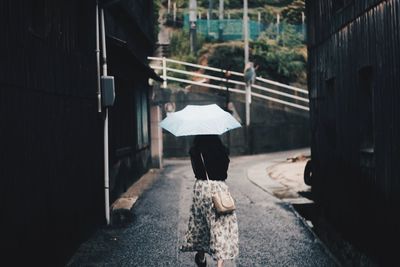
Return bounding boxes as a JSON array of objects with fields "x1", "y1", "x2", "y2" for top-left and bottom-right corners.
[
  {"x1": 225, "y1": 70, "x2": 231, "y2": 154},
  {"x1": 301, "y1": 11, "x2": 306, "y2": 37},
  {"x1": 276, "y1": 13, "x2": 280, "y2": 36},
  {"x1": 243, "y1": 0, "x2": 250, "y2": 127},
  {"x1": 168, "y1": 0, "x2": 171, "y2": 14},
  {"x1": 100, "y1": 7, "x2": 110, "y2": 226},
  {"x1": 150, "y1": 105, "x2": 163, "y2": 169},
  {"x1": 218, "y1": 0, "x2": 224, "y2": 40},
  {"x1": 246, "y1": 84, "x2": 251, "y2": 126},
  {"x1": 189, "y1": 0, "x2": 197, "y2": 54},
  {"x1": 208, "y1": 0, "x2": 213, "y2": 19},
  {"x1": 225, "y1": 70, "x2": 231, "y2": 111},
  {"x1": 206, "y1": 11, "x2": 210, "y2": 37},
  {"x1": 208, "y1": 0, "x2": 213, "y2": 37},
  {"x1": 162, "y1": 57, "x2": 167, "y2": 88},
  {"x1": 173, "y1": 2, "x2": 177, "y2": 22},
  {"x1": 96, "y1": 2, "x2": 101, "y2": 113},
  {"x1": 258, "y1": 11, "x2": 261, "y2": 36},
  {"x1": 243, "y1": 0, "x2": 249, "y2": 65}
]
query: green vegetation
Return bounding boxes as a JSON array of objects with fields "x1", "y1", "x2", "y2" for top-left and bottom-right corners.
[
  {"x1": 164, "y1": 0, "x2": 307, "y2": 86},
  {"x1": 153, "y1": 0, "x2": 160, "y2": 41},
  {"x1": 168, "y1": 29, "x2": 206, "y2": 84},
  {"x1": 255, "y1": 22, "x2": 306, "y2": 83},
  {"x1": 281, "y1": 0, "x2": 305, "y2": 24},
  {"x1": 200, "y1": 23, "x2": 306, "y2": 84},
  {"x1": 170, "y1": 30, "x2": 205, "y2": 62}
]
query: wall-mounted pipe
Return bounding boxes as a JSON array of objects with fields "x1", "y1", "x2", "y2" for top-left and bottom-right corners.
[
  {"x1": 96, "y1": 2, "x2": 102, "y2": 113},
  {"x1": 99, "y1": 5, "x2": 110, "y2": 226}
]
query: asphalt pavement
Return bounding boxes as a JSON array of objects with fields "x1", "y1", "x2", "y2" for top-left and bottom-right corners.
[{"x1": 67, "y1": 149, "x2": 340, "y2": 267}]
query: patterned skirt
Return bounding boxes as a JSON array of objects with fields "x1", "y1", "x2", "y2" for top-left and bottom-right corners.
[{"x1": 180, "y1": 180, "x2": 239, "y2": 261}]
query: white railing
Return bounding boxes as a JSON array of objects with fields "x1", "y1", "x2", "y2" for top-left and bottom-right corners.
[{"x1": 148, "y1": 56, "x2": 309, "y2": 112}]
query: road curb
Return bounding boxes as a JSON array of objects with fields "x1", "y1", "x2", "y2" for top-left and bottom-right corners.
[
  {"x1": 246, "y1": 161, "x2": 342, "y2": 266},
  {"x1": 246, "y1": 161, "x2": 287, "y2": 201},
  {"x1": 287, "y1": 204, "x2": 342, "y2": 266},
  {"x1": 110, "y1": 168, "x2": 161, "y2": 225}
]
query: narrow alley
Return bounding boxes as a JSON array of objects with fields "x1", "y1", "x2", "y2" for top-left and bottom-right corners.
[{"x1": 68, "y1": 150, "x2": 339, "y2": 266}]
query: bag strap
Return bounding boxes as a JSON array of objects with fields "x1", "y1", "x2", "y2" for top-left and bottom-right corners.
[
  {"x1": 199, "y1": 152, "x2": 210, "y2": 183},
  {"x1": 200, "y1": 153, "x2": 222, "y2": 192}
]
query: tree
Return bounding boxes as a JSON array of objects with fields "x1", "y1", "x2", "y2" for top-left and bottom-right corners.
[{"x1": 281, "y1": 0, "x2": 305, "y2": 24}]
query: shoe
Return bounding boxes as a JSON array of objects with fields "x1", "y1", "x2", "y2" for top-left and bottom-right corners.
[{"x1": 195, "y1": 252, "x2": 207, "y2": 267}]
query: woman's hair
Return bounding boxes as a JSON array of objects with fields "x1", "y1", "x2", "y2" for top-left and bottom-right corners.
[
  {"x1": 192, "y1": 135, "x2": 229, "y2": 155},
  {"x1": 193, "y1": 135, "x2": 221, "y2": 147}
]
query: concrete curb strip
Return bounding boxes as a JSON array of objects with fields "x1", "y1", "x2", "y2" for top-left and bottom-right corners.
[
  {"x1": 246, "y1": 161, "x2": 287, "y2": 198},
  {"x1": 287, "y1": 204, "x2": 342, "y2": 266},
  {"x1": 246, "y1": 160, "x2": 342, "y2": 266},
  {"x1": 110, "y1": 169, "x2": 160, "y2": 225}
]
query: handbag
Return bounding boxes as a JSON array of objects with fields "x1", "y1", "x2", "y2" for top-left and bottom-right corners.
[
  {"x1": 212, "y1": 187, "x2": 236, "y2": 214},
  {"x1": 200, "y1": 153, "x2": 236, "y2": 214}
]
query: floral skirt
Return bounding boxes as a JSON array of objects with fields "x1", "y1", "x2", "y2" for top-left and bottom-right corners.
[{"x1": 180, "y1": 180, "x2": 239, "y2": 260}]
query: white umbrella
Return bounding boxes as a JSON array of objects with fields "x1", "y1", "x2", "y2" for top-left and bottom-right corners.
[{"x1": 159, "y1": 104, "x2": 241, "y2": 136}]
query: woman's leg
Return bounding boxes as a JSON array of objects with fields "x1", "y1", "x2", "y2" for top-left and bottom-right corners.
[
  {"x1": 217, "y1": 259, "x2": 224, "y2": 267},
  {"x1": 197, "y1": 251, "x2": 205, "y2": 260},
  {"x1": 195, "y1": 251, "x2": 206, "y2": 267}
]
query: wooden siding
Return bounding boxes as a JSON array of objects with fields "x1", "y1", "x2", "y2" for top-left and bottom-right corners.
[
  {"x1": 0, "y1": 0, "x2": 154, "y2": 265},
  {"x1": 0, "y1": 1, "x2": 103, "y2": 265},
  {"x1": 306, "y1": 0, "x2": 400, "y2": 263},
  {"x1": 107, "y1": 41, "x2": 152, "y2": 202}
]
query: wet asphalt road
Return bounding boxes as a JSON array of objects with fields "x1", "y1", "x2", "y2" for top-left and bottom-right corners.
[{"x1": 68, "y1": 152, "x2": 339, "y2": 267}]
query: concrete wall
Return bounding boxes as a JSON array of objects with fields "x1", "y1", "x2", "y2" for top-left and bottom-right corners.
[{"x1": 153, "y1": 86, "x2": 310, "y2": 158}]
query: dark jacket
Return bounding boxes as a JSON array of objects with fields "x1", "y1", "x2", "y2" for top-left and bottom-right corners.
[{"x1": 189, "y1": 135, "x2": 230, "y2": 181}]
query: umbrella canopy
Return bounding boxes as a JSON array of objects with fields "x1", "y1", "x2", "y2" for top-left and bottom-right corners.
[{"x1": 159, "y1": 104, "x2": 241, "y2": 136}]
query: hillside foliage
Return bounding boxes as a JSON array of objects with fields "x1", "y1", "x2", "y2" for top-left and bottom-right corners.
[{"x1": 164, "y1": 0, "x2": 307, "y2": 86}]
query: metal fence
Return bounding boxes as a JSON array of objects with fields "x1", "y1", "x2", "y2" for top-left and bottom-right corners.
[
  {"x1": 148, "y1": 56, "x2": 309, "y2": 112},
  {"x1": 182, "y1": 15, "x2": 306, "y2": 41}
]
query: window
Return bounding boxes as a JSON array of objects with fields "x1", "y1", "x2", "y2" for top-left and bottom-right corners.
[
  {"x1": 135, "y1": 88, "x2": 149, "y2": 149},
  {"x1": 358, "y1": 66, "x2": 374, "y2": 151}
]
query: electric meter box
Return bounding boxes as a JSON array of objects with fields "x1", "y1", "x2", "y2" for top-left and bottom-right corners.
[{"x1": 101, "y1": 76, "x2": 115, "y2": 107}]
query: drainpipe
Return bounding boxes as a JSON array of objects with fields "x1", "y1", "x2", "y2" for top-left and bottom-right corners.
[
  {"x1": 100, "y1": 6, "x2": 111, "y2": 225},
  {"x1": 96, "y1": 2, "x2": 102, "y2": 113}
]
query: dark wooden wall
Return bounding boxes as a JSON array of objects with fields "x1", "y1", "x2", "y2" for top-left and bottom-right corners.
[
  {"x1": 103, "y1": 0, "x2": 155, "y2": 203},
  {"x1": 306, "y1": 0, "x2": 400, "y2": 263},
  {"x1": 0, "y1": 0, "x2": 155, "y2": 265},
  {"x1": 107, "y1": 41, "x2": 152, "y2": 202},
  {"x1": 0, "y1": 1, "x2": 103, "y2": 265}
]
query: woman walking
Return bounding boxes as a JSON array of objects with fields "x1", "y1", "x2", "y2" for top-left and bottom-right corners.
[{"x1": 180, "y1": 135, "x2": 239, "y2": 267}]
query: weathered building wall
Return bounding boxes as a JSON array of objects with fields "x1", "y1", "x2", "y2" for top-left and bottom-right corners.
[
  {"x1": 306, "y1": 0, "x2": 400, "y2": 263},
  {"x1": 0, "y1": 0, "x2": 156, "y2": 265}
]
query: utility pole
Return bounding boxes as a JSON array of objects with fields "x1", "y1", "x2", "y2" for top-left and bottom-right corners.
[
  {"x1": 208, "y1": 0, "x2": 213, "y2": 19},
  {"x1": 243, "y1": 0, "x2": 249, "y2": 65},
  {"x1": 208, "y1": 0, "x2": 213, "y2": 38},
  {"x1": 243, "y1": 0, "x2": 250, "y2": 126},
  {"x1": 218, "y1": 0, "x2": 224, "y2": 40},
  {"x1": 173, "y1": 2, "x2": 177, "y2": 22},
  {"x1": 225, "y1": 69, "x2": 231, "y2": 153},
  {"x1": 189, "y1": 0, "x2": 197, "y2": 54}
]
